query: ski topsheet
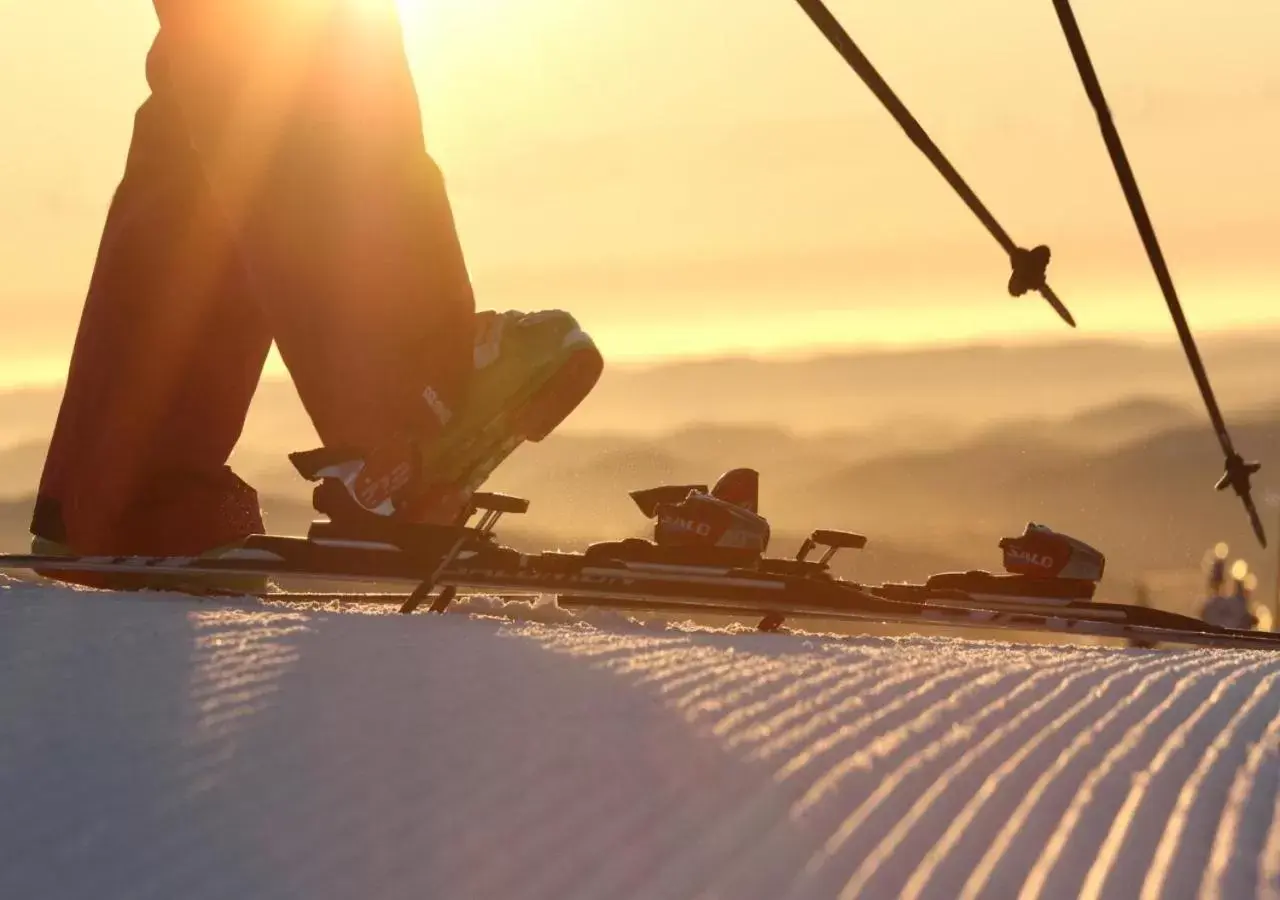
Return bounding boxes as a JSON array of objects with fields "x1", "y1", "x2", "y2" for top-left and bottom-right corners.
[{"x1": 1, "y1": 529, "x2": 1277, "y2": 652}]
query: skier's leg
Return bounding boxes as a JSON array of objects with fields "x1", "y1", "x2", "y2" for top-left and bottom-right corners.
[
  {"x1": 152, "y1": 0, "x2": 475, "y2": 449},
  {"x1": 32, "y1": 39, "x2": 273, "y2": 558},
  {"x1": 154, "y1": 0, "x2": 602, "y2": 524}
]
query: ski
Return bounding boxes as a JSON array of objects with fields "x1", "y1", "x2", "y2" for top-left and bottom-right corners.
[
  {"x1": 6, "y1": 547, "x2": 1276, "y2": 651},
  {"x1": 248, "y1": 588, "x2": 1280, "y2": 652},
  {"x1": 1, "y1": 483, "x2": 1276, "y2": 653}
]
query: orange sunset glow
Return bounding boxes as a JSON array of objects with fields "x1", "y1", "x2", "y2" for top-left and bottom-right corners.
[
  {"x1": 6, "y1": 9, "x2": 1280, "y2": 893},
  {"x1": 1, "y1": 0, "x2": 1278, "y2": 387}
]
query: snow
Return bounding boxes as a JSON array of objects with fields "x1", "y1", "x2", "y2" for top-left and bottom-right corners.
[{"x1": 1, "y1": 578, "x2": 1279, "y2": 899}]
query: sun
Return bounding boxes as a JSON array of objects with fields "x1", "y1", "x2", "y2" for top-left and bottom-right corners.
[
  {"x1": 393, "y1": 0, "x2": 423, "y2": 22},
  {"x1": 393, "y1": 0, "x2": 532, "y2": 44},
  {"x1": 338, "y1": 0, "x2": 436, "y2": 29},
  {"x1": 388, "y1": 0, "x2": 470, "y2": 29},
  {"x1": 392, "y1": 0, "x2": 422, "y2": 24},
  {"x1": 386, "y1": 0, "x2": 538, "y2": 87},
  {"x1": 343, "y1": 0, "x2": 414, "y2": 21}
]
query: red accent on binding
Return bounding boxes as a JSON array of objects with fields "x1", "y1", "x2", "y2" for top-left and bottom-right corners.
[{"x1": 711, "y1": 468, "x2": 760, "y2": 513}]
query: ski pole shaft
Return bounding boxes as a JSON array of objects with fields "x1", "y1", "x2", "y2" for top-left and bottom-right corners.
[
  {"x1": 1050, "y1": 0, "x2": 1224, "y2": 439},
  {"x1": 1274, "y1": 503, "x2": 1280, "y2": 626},
  {"x1": 791, "y1": 0, "x2": 1012, "y2": 252},
  {"x1": 790, "y1": 0, "x2": 1075, "y2": 327},
  {"x1": 1050, "y1": 0, "x2": 1265, "y2": 545}
]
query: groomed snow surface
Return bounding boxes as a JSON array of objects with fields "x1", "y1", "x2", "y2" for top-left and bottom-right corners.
[{"x1": 2, "y1": 579, "x2": 1279, "y2": 900}]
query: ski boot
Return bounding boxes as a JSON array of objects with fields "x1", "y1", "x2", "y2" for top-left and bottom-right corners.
[
  {"x1": 924, "y1": 523, "x2": 1106, "y2": 603},
  {"x1": 586, "y1": 468, "x2": 771, "y2": 566},
  {"x1": 27, "y1": 471, "x2": 273, "y2": 595},
  {"x1": 292, "y1": 308, "x2": 604, "y2": 540}
]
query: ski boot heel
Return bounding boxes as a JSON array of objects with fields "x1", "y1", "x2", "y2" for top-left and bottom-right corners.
[{"x1": 515, "y1": 343, "x2": 604, "y2": 442}]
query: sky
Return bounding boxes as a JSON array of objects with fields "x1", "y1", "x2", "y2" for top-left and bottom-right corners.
[{"x1": 1, "y1": 0, "x2": 1278, "y2": 387}]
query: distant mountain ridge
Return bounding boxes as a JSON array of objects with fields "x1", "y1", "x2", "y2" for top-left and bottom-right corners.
[{"x1": 1, "y1": 333, "x2": 1275, "y2": 447}]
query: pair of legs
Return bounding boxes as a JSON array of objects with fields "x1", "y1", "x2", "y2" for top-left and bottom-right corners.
[{"x1": 34, "y1": 1, "x2": 476, "y2": 555}]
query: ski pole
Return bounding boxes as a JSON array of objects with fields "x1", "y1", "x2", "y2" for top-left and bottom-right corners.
[
  {"x1": 1269, "y1": 493, "x2": 1280, "y2": 625},
  {"x1": 789, "y1": 0, "x2": 1076, "y2": 327},
  {"x1": 1049, "y1": 0, "x2": 1266, "y2": 547}
]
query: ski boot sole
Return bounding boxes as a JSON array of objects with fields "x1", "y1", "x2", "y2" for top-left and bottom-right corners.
[
  {"x1": 440, "y1": 342, "x2": 604, "y2": 499},
  {"x1": 28, "y1": 535, "x2": 270, "y2": 595},
  {"x1": 514, "y1": 342, "x2": 604, "y2": 442}
]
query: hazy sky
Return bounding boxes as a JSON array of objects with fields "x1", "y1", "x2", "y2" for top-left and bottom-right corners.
[{"x1": 1, "y1": 0, "x2": 1278, "y2": 386}]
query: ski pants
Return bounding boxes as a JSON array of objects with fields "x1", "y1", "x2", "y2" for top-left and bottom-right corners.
[{"x1": 33, "y1": 0, "x2": 476, "y2": 555}]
